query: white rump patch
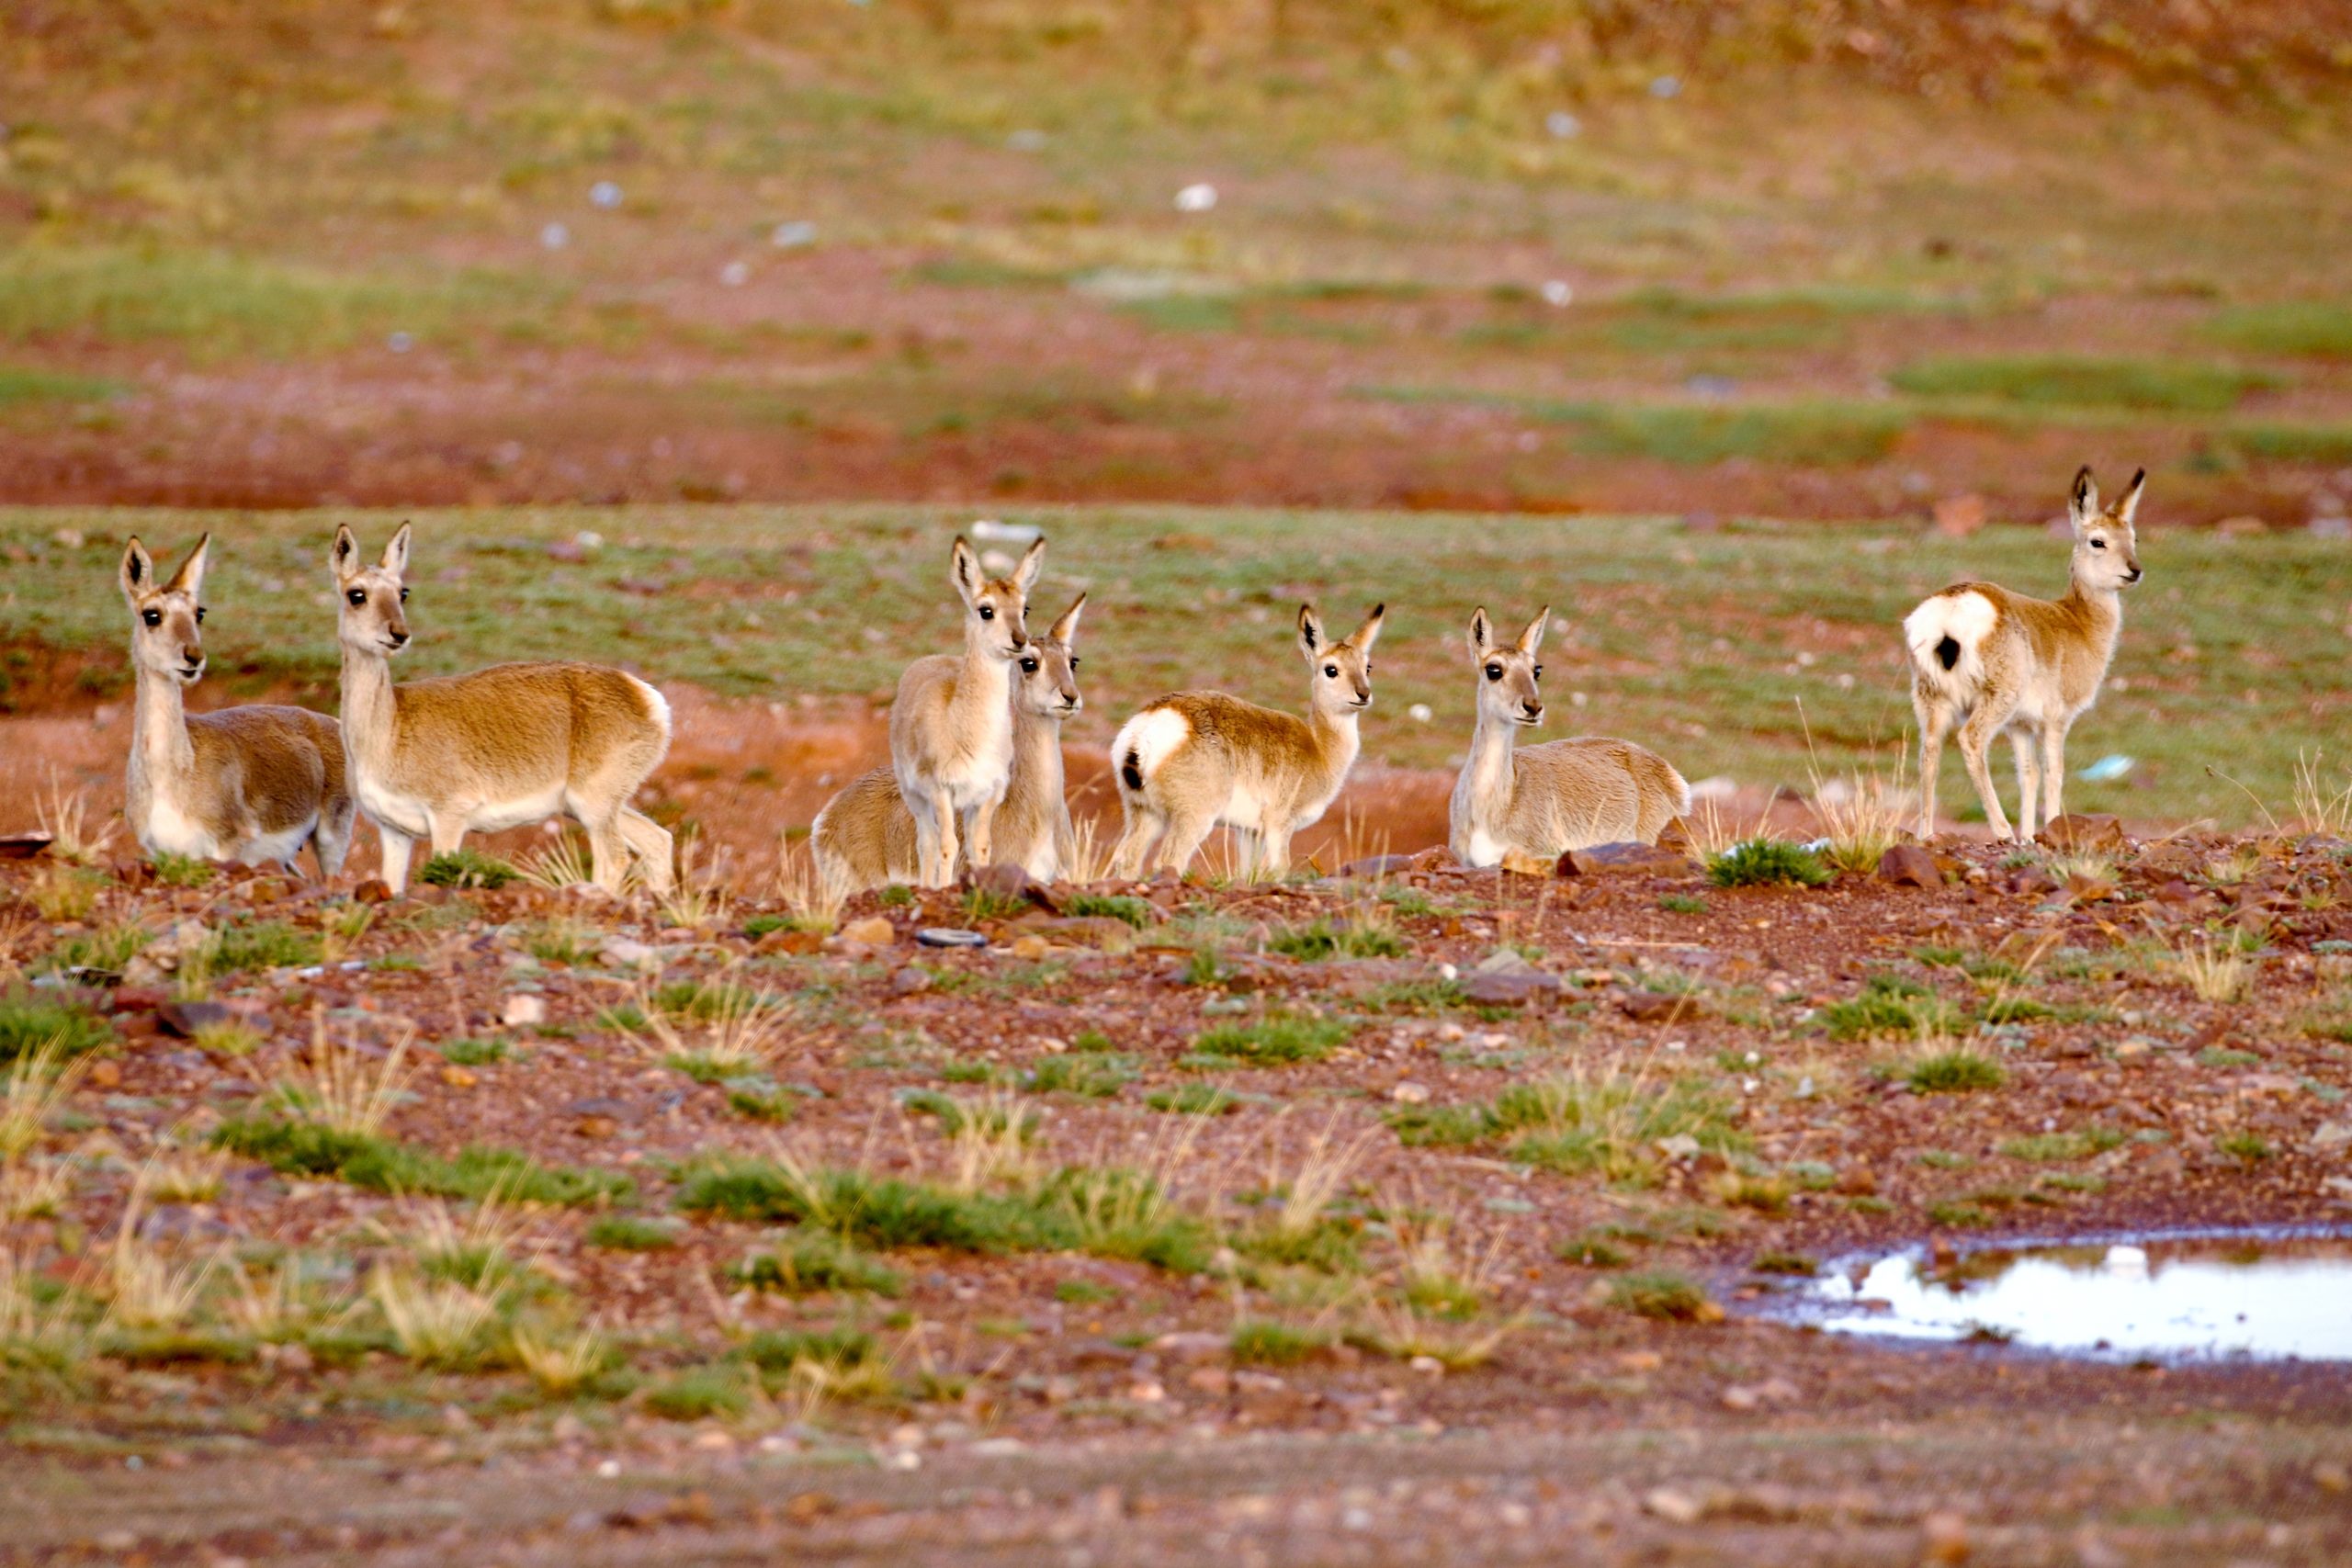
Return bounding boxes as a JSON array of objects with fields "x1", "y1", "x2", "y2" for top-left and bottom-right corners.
[
  {"x1": 629, "y1": 675, "x2": 673, "y2": 742},
  {"x1": 1114, "y1": 707, "x2": 1193, "y2": 791},
  {"x1": 1904, "y1": 590, "x2": 1997, "y2": 695}
]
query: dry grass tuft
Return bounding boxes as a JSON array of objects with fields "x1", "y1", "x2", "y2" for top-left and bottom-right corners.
[
  {"x1": 1261, "y1": 1114, "x2": 1375, "y2": 1243},
  {"x1": 1351, "y1": 1298, "x2": 1521, "y2": 1371},
  {"x1": 369, "y1": 1265, "x2": 498, "y2": 1366},
  {"x1": 1065, "y1": 814, "x2": 1120, "y2": 886},
  {"x1": 510, "y1": 1319, "x2": 609, "y2": 1396},
  {"x1": 517, "y1": 828, "x2": 598, "y2": 892},
  {"x1": 37, "y1": 773, "x2": 115, "y2": 867},
  {"x1": 0, "y1": 1037, "x2": 85, "y2": 1161},
  {"x1": 2170, "y1": 927, "x2": 2252, "y2": 1003},
  {"x1": 1685, "y1": 795, "x2": 1774, "y2": 861},
  {"x1": 774, "y1": 839, "x2": 853, "y2": 934},
  {"x1": 939, "y1": 1088, "x2": 1042, "y2": 1195},
  {"x1": 657, "y1": 834, "x2": 731, "y2": 930},
  {"x1": 106, "y1": 1163, "x2": 226, "y2": 1330},
  {"x1": 222, "y1": 1252, "x2": 328, "y2": 1340},
  {"x1": 277, "y1": 1010, "x2": 417, "y2": 1137},
  {"x1": 2294, "y1": 750, "x2": 2352, "y2": 838},
  {"x1": 1804, "y1": 729, "x2": 1912, "y2": 875},
  {"x1": 1, "y1": 1246, "x2": 93, "y2": 1363},
  {"x1": 635, "y1": 976, "x2": 798, "y2": 1076}
]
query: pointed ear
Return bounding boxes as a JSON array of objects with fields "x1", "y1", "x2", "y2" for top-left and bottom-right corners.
[
  {"x1": 1049, "y1": 592, "x2": 1086, "y2": 645},
  {"x1": 949, "y1": 536, "x2": 981, "y2": 604},
  {"x1": 120, "y1": 537, "x2": 155, "y2": 600},
  {"x1": 381, "y1": 521, "x2": 412, "y2": 578},
  {"x1": 2113, "y1": 468, "x2": 2146, "y2": 525},
  {"x1": 2069, "y1": 466, "x2": 2099, "y2": 533},
  {"x1": 1517, "y1": 605, "x2": 1549, "y2": 656},
  {"x1": 1351, "y1": 603, "x2": 1385, "y2": 654},
  {"x1": 1468, "y1": 606, "x2": 1493, "y2": 657},
  {"x1": 1296, "y1": 604, "x2": 1325, "y2": 657},
  {"x1": 332, "y1": 524, "x2": 362, "y2": 580},
  {"x1": 1012, "y1": 536, "x2": 1046, "y2": 594},
  {"x1": 165, "y1": 534, "x2": 210, "y2": 598}
]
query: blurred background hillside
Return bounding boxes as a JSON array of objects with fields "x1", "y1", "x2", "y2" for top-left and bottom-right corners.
[{"x1": 3, "y1": 0, "x2": 2350, "y2": 524}]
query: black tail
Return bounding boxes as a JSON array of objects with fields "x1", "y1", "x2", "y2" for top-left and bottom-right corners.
[
  {"x1": 1934, "y1": 635, "x2": 1961, "y2": 671},
  {"x1": 1121, "y1": 750, "x2": 1144, "y2": 792}
]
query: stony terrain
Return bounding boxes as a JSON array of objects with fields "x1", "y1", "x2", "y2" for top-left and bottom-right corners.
[{"x1": 2, "y1": 808, "x2": 2349, "y2": 1563}]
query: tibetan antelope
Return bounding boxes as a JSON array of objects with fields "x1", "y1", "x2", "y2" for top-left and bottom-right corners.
[
  {"x1": 889, "y1": 535, "x2": 1046, "y2": 887},
  {"x1": 812, "y1": 594, "x2": 1086, "y2": 890},
  {"x1": 331, "y1": 523, "x2": 674, "y2": 897},
  {"x1": 1449, "y1": 606, "x2": 1689, "y2": 869},
  {"x1": 1904, "y1": 466, "x2": 2144, "y2": 842},
  {"x1": 118, "y1": 535, "x2": 355, "y2": 877},
  {"x1": 1109, "y1": 603, "x2": 1384, "y2": 879}
]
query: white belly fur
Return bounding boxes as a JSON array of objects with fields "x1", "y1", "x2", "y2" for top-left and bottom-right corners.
[
  {"x1": 356, "y1": 774, "x2": 567, "y2": 839},
  {"x1": 141, "y1": 795, "x2": 222, "y2": 859},
  {"x1": 238, "y1": 821, "x2": 316, "y2": 867},
  {"x1": 1463, "y1": 829, "x2": 1503, "y2": 869}
]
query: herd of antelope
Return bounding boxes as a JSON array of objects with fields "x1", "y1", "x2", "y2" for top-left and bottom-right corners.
[{"x1": 108, "y1": 466, "x2": 2145, "y2": 897}]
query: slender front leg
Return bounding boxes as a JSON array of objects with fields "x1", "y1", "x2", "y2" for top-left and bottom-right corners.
[
  {"x1": 966, "y1": 797, "x2": 1000, "y2": 872},
  {"x1": 427, "y1": 809, "x2": 469, "y2": 857},
  {"x1": 378, "y1": 827, "x2": 416, "y2": 896},
  {"x1": 1260, "y1": 825, "x2": 1295, "y2": 877},
  {"x1": 2041, "y1": 719, "x2": 2069, "y2": 829},
  {"x1": 583, "y1": 810, "x2": 632, "y2": 897},
  {"x1": 2007, "y1": 729, "x2": 2041, "y2": 843}
]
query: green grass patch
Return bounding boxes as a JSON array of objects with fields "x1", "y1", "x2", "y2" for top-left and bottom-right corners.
[
  {"x1": 1750, "y1": 1249, "x2": 1819, "y2": 1275},
  {"x1": 0, "y1": 990, "x2": 112, "y2": 1063},
  {"x1": 40, "y1": 922, "x2": 150, "y2": 978},
  {"x1": 1229, "y1": 1319, "x2": 1326, "y2": 1365},
  {"x1": 1025, "y1": 1053, "x2": 1138, "y2": 1098},
  {"x1": 583, "y1": 1214, "x2": 680, "y2": 1251},
  {"x1": 1708, "y1": 838, "x2": 1831, "y2": 888},
  {"x1": 642, "y1": 1365, "x2": 751, "y2": 1422},
  {"x1": 1144, "y1": 1083, "x2": 1241, "y2": 1115},
  {"x1": 210, "y1": 1118, "x2": 631, "y2": 1205},
  {"x1": 1657, "y1": 893, "x2": 1708, "y2": 914},
  {"x1": 1899, "y1": 1048, "x2": 2007, "y2": 1094},
  {"x1": 1998, "y1": 1127, "x2": 2123, "y2": 1162},
  {"x1": 2203, "y1": 300, "x2": 2352, "y2": 358},
  {"x1": 438, "y1": 1037, "x2": 511, "y2": 1066},
  {"x1": 2215, "y1": 1131, "x2": 2272, "y2": 1162},
  {"x1": 1554, "y1": 1234, "x2": 1631, "y2": 1268},
  {"x1": 1362, "y1": 978, "x2": 1469, "y2": 1015},
  {"x1": 1397, "y1": 1071, "x2": 1744, "y2": 1181},
  {"x1": 1539, "y1": 400, "x2": 1912, "y2": 466},
  {"x1": 1385, "y1": 1102, "x2": 1493, "y2": 1147},
  {"x1": 417, "y1": 848, "x2": 516, "y2": 890},
  {"x1": 1062, "y1": 894, "x2": 1154, "y2": 929},
  {"x1": 1055, "y1": 1278, "x2": 1119, "y2": 1304},
  {"x1": 1889, "y1": 355, "x2": 2278, "y2": 411},
  {"x1": 730, "y1": 1232, "x2": 905, "y2": 1296},
  {"x1": 736, "y1": 1327, "x2": 877, "y2": 1376},
  {"x1": 1607, "y1": 1270, "x2": 1713, "y2": 1320},
  {"x1": 2197, "y1": 1047, "x2": 2263, "y2": 1068},
  {"x1": 1925, "y1": 1198, "x2": 1998, "y2": 1228},
  {"x1": 1823, "y1": 976, "x2": 1961, "y2": 1041},
  {"x1": 146, "y1": 852, "x2": 216, "y2": 888},
  {"x1": 206, "y1": 920, "x2": 321, "y2": 974},
  {"x1": 1188, "y1": 1012, "x2": 1353, "y2": 1066},
  {"x1": 0, "y1": 365, "x2": 121, "y2": 405},
  {"x1": 2220, "y1": 423, "x2": 2352, "y2": 466},
  {"x1": 1266, "y1": 918, "x2": 1407, "y2": 961}
]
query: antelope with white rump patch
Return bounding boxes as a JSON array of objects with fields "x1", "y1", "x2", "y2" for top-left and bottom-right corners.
[
  {"x1": 331, "y1": 523, "x2": 674, "y2": 897},
  {"x1": 119, "y1": 535, "x2": 355, "y2": 877},
  {"x1": 1904, "y1": 465, "x2": 2144, "y2": 843},
  {"x1": 1109, "y1": 603, "x2": 1384, "y2": 878},
  {"x1": 889, "y1": 535, "x2": 1046, "y2": 887},
  {"x1": 813, "y1": 593, "x2": 1086, "y2": 889},
  {"x1": 1449, "y1": 605, "x2": 1689, "y2": 870}
]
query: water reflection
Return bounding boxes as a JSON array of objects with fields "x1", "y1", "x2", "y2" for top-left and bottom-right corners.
[{"x1": 1787, "y1": 1232, "x2": 2352, "y2": 1361}]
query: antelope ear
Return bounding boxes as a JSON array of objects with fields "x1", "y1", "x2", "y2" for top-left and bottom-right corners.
[
  {"x1": 1517, "y1": 605, "x2": 1549, "y2": 656},
  {"x1": 120, "y1": 537, "x2": 155, "y2": 600},
  {"x1": 1351, "y1": 603, "x2": 1385, "y2": 654},
  {"x1": 331, "y1": 524, "x2": 362, "y2": 579},
  {"x1": 2113, "y1": 468, "x2": 2146, "y2": 525},
  {"x1": 949, "y1": 536, "x2": 981, "y2": 604},
  {"x1": 381, "y1": 521, "x2": 412, "y2": 578},
  {"x1": 1296, "y1": 604, "x2": 1325, "y2": 657},
  {"x1": 1012, "y1": 536, "x2": 1046, "y2": 594},
  {"x1": 1049, "y1": 592, "x2": 1086, "y2": 645},
  {"x1": 165, "y1": 534, "x2": 210, "y2": 598},
  {"x1": 1468, "y1": 606, "x2": 1493, "y2": 657},
  {"x1": 2069, "y1": 466, "x2": 2099, "y2": 533}
]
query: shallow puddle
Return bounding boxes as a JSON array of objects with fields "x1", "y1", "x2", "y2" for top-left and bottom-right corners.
[{"x1": 1776, "y1": 1231, "x2": 2352, "y2": 1362}]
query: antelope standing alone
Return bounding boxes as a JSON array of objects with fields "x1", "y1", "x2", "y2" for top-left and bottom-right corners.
[
  {"x1": 1449, "y1": 606, "x2": 1689, "y2": 869},
  {"x1": 889, "y1": 535, "x2": 1046, "y2": 888},
  {"x1": 331, "y1": 524, "x2": 674, "y2": 896},
  {"x1": 118, "y1": 535, "x2": 355, "y2": 877},
  {"x1": 1109, "y1": 604, "x2": 1384, "y2": 878},
  {"x1": 812, "y1": 594, "x2": 1086, "y2": 890},
  {"x1": 1904, "y1": 466, "x2": 2145, "y2": 842}
]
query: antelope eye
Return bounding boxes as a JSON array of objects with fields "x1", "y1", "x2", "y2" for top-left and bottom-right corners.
[
  {"x1": 978, "y1": 605, "x2": 995, "y2": 620},
  {"x1": 347, "y1": 590, "x2": 367, "y2": 605},
  {"x1": 1532, "y1": 664, "x2": 1543, "y2": 678},
  {"x1": 399, "y1": 586, "x2": 410, "y2": 600},
  {"x1": 1324, "y1": 664, "x2": 1339, "y2": 679},
  {"x1": 1020, "y1": 659, "x2": 1037, "y2": 673},
  {"x1": 2090, "y1": 538, "x2": 2106, "y2": 549},
  {"x1": 195, "y1": 608, "x2": 206, "y2": 623},
  {"x1": 1485, "y1": 664, "x2": 1502, "y2": 681},
  {"x1": 142, "y1": 610, "x2": 161, "y2": 627},
  {"x1": 1069, "y1": 655, "x2": 1080, "y2": 668}
]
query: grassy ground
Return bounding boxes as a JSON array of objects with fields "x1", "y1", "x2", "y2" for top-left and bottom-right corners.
[{"x1": 6, "y1": 503, "x2": 2346, "y2": 827}]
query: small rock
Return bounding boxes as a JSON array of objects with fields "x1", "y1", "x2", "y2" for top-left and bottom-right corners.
[
  {"x1": 600, "y1": 937, "x2": 657, "y2": 968},
  {"x1": 1656, "y1": 1134, "x2": 1702, "y2": 1160},
  {"x1": 86, "y1": 1059, "x2": 121, "y2": 1089},
  {"x1": 1643, "y1": 1487, "x2": 1703, "y2": 1525},
  {"x1": 752, "y1": 928, "x2": 824, "y2": 956},
  {"x1": 1389, "y1": 1081, "x2": 1430, "y2": 1103},
  {"x1": 1558, "y1": 841, "x2": 1691, "y2": 877},
  {"x1": 841, "y1": 915, "x2": 896, "y2": 946},
  {"x1": 156, "y1": 999, "x2": 232, "y2": 1039},
  {"x1": 576, "y1": 1114, "x2": 619, "y2": 1139},
  {"x1": 440, "y1": 1064, "x2": 478, "y2": 1089},
  {"x1": 501, "y1": 994, "x2": 547, "y2": 1028},
  {"x1": 1186, "y1": 1366, "x2": 1231, "y2": 1395},
  {"x1": 1152, "y1": 1330, "x2": 1230, "y2": 1364},
  {"x1": 1918, "y1": 1508, "x2": 1971, "y2": 1564},
  {"x1": 890, "y1": 966, "x2": 932, "y2": 995},
  {"x1": 915, "y1": 927, "x2": 988, "y2": 949},
  {"x1": 1461, "y1": 970, "x2": 1560, "y2": 1005},
  {"x1": 1011, "y1": 934, "x2": 1050, "y2": 960},
  {"x1": 2038, "y1": 814, "x2": 2125, "y2": 852},
  {"x1": 2310, "y1": 1121, "x2": 2350, "y2": 1153},
  {"x1": 965, "y1": 863, "x2": 1033, "y2": 900},
  {"x1": 1619, "y1": 989, "x2": 1704, "y2": 1023},
  {"x1": 1876, "y1": 843, "x2": 1943, "y2": 888},
  {"x1": 1032, "y1": 916, "x2": 1136, "y2": 954},
  {"x1": 1340, "y1": 854, "x2": 1418, "y2": 878}
]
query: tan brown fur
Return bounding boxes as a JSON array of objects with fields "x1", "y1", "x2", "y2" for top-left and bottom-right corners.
[
  {"x1": 119, "y1": 535, "x2": 355, "y2": 877},
  {"x1": 1448, "y1": 606, "x2": 1688, "y2": 867},
  {"x1": 332, "y1": 524, "x2": 673, "y2": 896},
  {"x1": 815, "y1": 595, "x2": 1084, "y2": 890},
  {"x1": 1904, "y1": 466, "x2": 2144, "y2": 842},
  {"x1": 1110, "y1": 604, "x2": 1384, "y2": 877},
  {"x1": 888, "y1": 534, "x2": 1046, "y2": 886}
]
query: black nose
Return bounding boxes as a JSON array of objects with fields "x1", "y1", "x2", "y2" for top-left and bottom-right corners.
[
  {"x1": 389, "y1": 631, "x2": 410, "y2": 648},
  {"x1": 1523, "y1": 702, "x2": 1542, "y2": 718}
]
